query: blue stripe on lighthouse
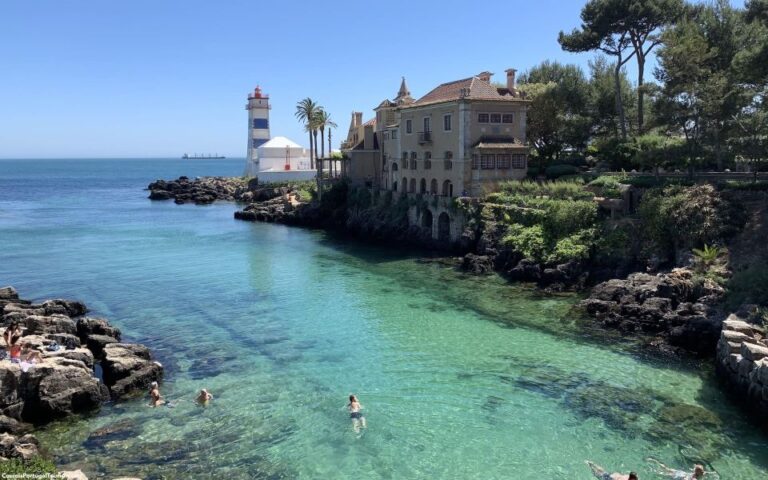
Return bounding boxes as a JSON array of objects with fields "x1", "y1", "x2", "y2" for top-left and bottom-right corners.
[
  {"x1": 252, "y1": 139, "x2": 268, "y2": 148},
  {"x1": 252, "y1": 119, "x2": 269, "y2": 129}
]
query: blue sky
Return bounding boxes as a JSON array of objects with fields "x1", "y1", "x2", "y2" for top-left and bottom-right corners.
[{"x1": 0, "y1": 0, "x2": 746, "y2": 158}]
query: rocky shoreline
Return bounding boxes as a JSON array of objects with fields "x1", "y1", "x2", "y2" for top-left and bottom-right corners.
[
  {"x1": 579, "y1": 268, "x2": 726, "y2": 357},
  {"x1": 0, "y1": 286, "x2": 162, "y2": 471}
]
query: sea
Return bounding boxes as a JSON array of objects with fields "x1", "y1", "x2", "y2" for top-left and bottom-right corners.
[{"x1": 0, "y1": 158, "x2": 767, "y2": 479}]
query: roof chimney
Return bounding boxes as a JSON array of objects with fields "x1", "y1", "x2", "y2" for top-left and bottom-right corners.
[
  {"x1": 477, "y1": 71, "x2": 493, "y2": 83},
  {"x1": 354, "y1": 112, "x2": 363, "y2": 128},
  {"x1": 505, "y1": 69, "x2": 518, "y2": 94}
]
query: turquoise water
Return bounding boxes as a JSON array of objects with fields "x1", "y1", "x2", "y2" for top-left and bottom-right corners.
[{"x1": 1, "y1": 159, "x2": 767, "y2": 479}]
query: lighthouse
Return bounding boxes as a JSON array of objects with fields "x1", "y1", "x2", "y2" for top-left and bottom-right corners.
[{"x1": 245, "y1": 86, "x2": 271, "y2": 176}]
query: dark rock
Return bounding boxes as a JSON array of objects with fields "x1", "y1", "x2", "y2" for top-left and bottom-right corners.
[
  {"x1": 85, "y1": 334, "x2": 119, "y2": 359},
  {"x1": 507, "y1": 259, "x2": 541, "y2": 282},
  {"x1": 461, "y1": 254, "x2": 494, "y2": 275},
  {"x1": 0, "y1": 415, "x2": 31, "y2": 435},
  {"x1": 40, "y1": 299, "x2": 87, "y2": 317},
  {"x1": 0, "y1": 287, "x2": 19, "y2": 300},
  {"x1": 0, "y1": 433, "x2": 40, "y2": 460},
  {"x1": 76, "y1": 317, "x2": 121, "y2": 342},
  {"x1": 24, "y1": 314, "x2": 77, "y2": 336},
  {"x1": 101, "y1": 343, "x2": 163, "y2": 399},
  {"x1": 149, "y1": 190, "x2": 172, "y2": 200}
]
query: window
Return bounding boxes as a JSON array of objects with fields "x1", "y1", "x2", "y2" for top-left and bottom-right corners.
[
  {"x1": 502, "y1": 113, "x2": 514, "y2": 124},
  {"x1": 424, "y1": 152, "x2": 432, "y2": 169},
  {"x1": 445, "y1": 151, "x2": 453, "y2": 160},
  {"x1": 402, "y1": 152, "x2": 408, "y2": 162},
  {"x1": 443, "y1": 114, "x2": 452, "y2": 131},
  {"x1": 490, "y1": 113, "x2": 501, "y2": 124},
  {"x1": 393, "y1": 180, "x2": 398, "y2": 192},
  {"x1": 425, "y1": 152, "x2": 432, "y2": 160},
  {"x1": 423, "y1": 117, "x2": 431, "y2": 133},
  {"x1": 512, "y1": 154, "x2": 527, "y2": 169},
  {"x1": 497, "y1": 154, "x2": 511, "y2": 169},
  {"x1": 383, "y1": 132, "x2": 390, "y2": 141},
  {"x1": 392, "y1": 129, "x2": 398, "y2": 139},
  {"x1": 478, "y1": 113, "x2": 489, "y2": 123},
  {"x1": 472, "y1": 154, "x2": 479, "y2": 169},
  {"x1": 409, "y1": 178, "x2": 416, "y2": 193},
  {"x1": 430, "y1": 179, "x2": 438, "y2": 194},
  {"x1": 392, "y1": 162, "x2": 399, "y2": 171},
  {"x1": 410, "y1": 151, "x2": 417, "y2": 160},
  {"x1": 411, "y1": 160, "x2": 418, "y2": 170},
  {"x1": 253, "y1": 118, "x2": 269, "y2": 129},
  {"x1": 444, "y1": 160, "x2": 453, "y2": 170},
  {"x1": 480, "y1": 154, "x2": 495, "y2": 169},
  {"x1": 406, "y1": 119, "x2": 413, "y2": 134},
  {"x1": 420, "y1": 178, "x2": 427, "y2": 194}
]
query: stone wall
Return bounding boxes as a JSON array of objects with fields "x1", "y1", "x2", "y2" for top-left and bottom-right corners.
[{"x1": 715, "y1": 314, "x2": 768, "y2": 428}]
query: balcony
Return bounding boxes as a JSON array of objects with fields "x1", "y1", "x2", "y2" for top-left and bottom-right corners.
[{"x1": 418, "y1": 131, "x2": 432, "y2": 144}]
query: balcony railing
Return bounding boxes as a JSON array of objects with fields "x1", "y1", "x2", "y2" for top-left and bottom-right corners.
[{"x1": 418, "y1": 131, "x2": 432, "y2": 144}]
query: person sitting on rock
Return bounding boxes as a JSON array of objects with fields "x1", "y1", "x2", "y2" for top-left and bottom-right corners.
[
  {"x1": 3, "y1": 322, "x2": 22, "y2": 349},
  {"x1": 149, "y1": 381, "x2": 164, "y2": 407},
  {"x1": 21, "y1": 343, "x2": 42, "y2": 363},
  {"x1": 196, "y1": 388, "x2": 213, "y2": 405},
  {"x1": 647, "y1": 458, "x2": 708, "y2": 479},
  {"x1": 587, "y1": 460, "x2": 639, "y2": 480}
]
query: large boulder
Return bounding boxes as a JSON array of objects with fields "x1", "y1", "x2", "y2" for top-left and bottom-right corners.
[
  {"x1": 0, "y1": 359, "x2": 108, "y2": 424},
  {"x1": 76, "y1": 317, "x2": 121, "y2": 342},
  {"x1": 40, "y1": 299, "x2": 87, "y2": 317},
  {"x1": 461, "y1": 254, "x2": 494, "y2": 275},
  {"x1": 0, "y1": 433, "x2": 40, "y2": 460},
  {"x1": 101, "y1": 344, "x2": 163, "y2": 398},
  {"x1": 24, "y1": 315, "x2": 77, "y2": 336}
]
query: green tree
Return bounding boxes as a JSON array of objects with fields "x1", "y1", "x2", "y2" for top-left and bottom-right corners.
[
  {"x1": 587, "y1": 56, "x2": 635, "y2": 139},
  {"x1": 559, "y1": 0, "x2": 683, "y2": 137},
  {"x1": 518, "y1": 61, "x2": 592, "y2": 170},
  {"x1": 295, "y1": 98, "x2": 320, "y2": 170}
]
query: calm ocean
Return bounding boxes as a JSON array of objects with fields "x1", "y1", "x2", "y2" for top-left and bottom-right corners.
[{"x1": 0, "y1": 158, "x2": 767, "y2": 479}]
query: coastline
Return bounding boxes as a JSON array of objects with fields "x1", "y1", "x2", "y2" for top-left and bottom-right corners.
[{"x1": 0, "y1": 286, "x2": 162, "y2": 476}]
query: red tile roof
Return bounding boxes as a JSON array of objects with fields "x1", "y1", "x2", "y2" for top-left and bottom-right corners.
[{"x1": 410, "y1": 75, "x2": 522, "y2": 107}]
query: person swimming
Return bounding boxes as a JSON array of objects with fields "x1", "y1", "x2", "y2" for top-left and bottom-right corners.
[
  {"x1": 197, "y1": 388, "x2": 213, "y2": 405},
  {"x1": 348, "y1": 394, "x2": 367, "y2": 433},
  {"x1": 149, "y1": 381, "x2": 164, "y2": 407},
  {"x1": 587, "y1": 460, "x2": 639, "y2": 480},
  {"x1": 647, "y1": 458, "x2": 708, "y2": 479}
]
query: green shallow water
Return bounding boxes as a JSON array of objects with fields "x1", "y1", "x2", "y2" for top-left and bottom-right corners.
[{"x1": 1, "y1": 159, "x2": 768, "y2": 479}]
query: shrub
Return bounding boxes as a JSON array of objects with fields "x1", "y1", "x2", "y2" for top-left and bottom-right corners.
[
  {"x1": 725, "y1": 261, "x2": 768, "y2": 309},
  {"x1": 502, "y1": 224, "x2": 546, "y2": 261},
  {"x1": 720, "y1": 180, "x2": 768, "y2": 191},
  {"x1": 638, "y1": 184, "x2": 740, "y2": 261},
  {"x1": 0, "y1": 457, "x2": 57, "y2": 475},
  {"x1": 547, "y1": 230, "x2": 595, "y2": 264},
  {"x1": 545, "y1": 164, "x2": 579, "y2": 179}
]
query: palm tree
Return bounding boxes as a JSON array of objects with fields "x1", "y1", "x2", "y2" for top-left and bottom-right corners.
[
  {"x1": 295, "y1": 98, "x2": 319, "y2": 170},
  {"x1": 314, "y1": 109, "x2": 337, "y2": 161}
]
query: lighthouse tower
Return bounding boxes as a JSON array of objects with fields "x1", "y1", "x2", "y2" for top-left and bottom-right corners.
[{"x1": 245, "y1": 86, "x2": 271, "y2": 176}]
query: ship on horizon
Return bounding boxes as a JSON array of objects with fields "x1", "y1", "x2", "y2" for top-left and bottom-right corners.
[{"x1": 182, "y1": 153, "x2": 226, "y2": 159}]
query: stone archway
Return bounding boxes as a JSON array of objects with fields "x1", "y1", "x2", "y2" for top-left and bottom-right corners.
[
  {"x1": 438, "y1": 212, "x2": 451, "y2": 242},
  {"x1": 420, "y1": 178, "x2": 427, "y2": 194},
  {"x1": 430, "y1": 179, "x2": 438, "y2": 194},
  {"x1": 421, "y1": 208, "x2": 433, "y2": 230},
  {"x1": 409, "y1": 178, "x2": 416, "y2": 193},
  {"x1": 393, "y1": 180, "x2": 398, "y2": 192}
]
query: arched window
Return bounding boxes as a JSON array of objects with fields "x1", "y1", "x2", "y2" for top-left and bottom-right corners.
[
  {"x1": 420, "y1": 178, "x2": 427, "y2": 194},
  {"x1": 424, "y1": 151, "x2": 432, "y2": 169},
  {"x1": 438, "y1": 212, "x2": 451, "y2": 242},
  {"x1": 422, "y1": 209, "x2": 433, "y2": 230},
  {"x1": 409, "y1": 178, "x2": 416, "y2": 193},
  {"x1": 442, "y1": 180, "x2": 453, "y2": 197},
  {"x1": 402, "y1": 177, "x2": 408, "y2": 193},
  {"x1": 430, "y1": 179, "x2": 438, "y2": 194},
  {"x1": 392, "y1": 162, "x2": 399, "y2": 171}
]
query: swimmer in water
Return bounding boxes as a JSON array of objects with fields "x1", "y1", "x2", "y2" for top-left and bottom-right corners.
[
  {"x1": 647, "y1": 459, "x2": 708, "y2": 479},
  {"x1": 586, "y1": 461, "x2": 639, "y2": 480},
  {"x1": 149, "y1": 381, "x2": 164, "y2": 407},
  {"x1": 197, "y1": 388, "x2": 213, "y2": 405},
  {"x1": 348, "y1": 394, "x2": 366, "y2": 433}
]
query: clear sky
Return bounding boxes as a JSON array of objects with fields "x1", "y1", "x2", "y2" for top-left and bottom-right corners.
[{"x1": 0, "y1": 0, "x2": 745, "y2": 158}]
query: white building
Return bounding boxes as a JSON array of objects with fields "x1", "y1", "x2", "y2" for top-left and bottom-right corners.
[{"x1": 244, "y1": 86, "x2": 316, "y2": 182}]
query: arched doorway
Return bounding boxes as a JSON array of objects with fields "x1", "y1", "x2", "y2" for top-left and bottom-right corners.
[
  {"x1": 421, "y1": 209, "x2": 433, "y2": 230},
  {"x1": 438, "y1": 212, "x2": 451, "y2": 242},
  {"x1": 420, "y1": 178, "x2": 427, "y2": 194},
  {"x1": 393, "y1": 180, "x2": 398, "y2": 192},
  {"x1": 442, "y1": 180, "x2": 453, "y2": 197},
  {"x1": 402, "y1": 177, "x2": 407, "y2": 193},
  {"x1": 409, "y1": 178, "x2": 416, "y2": 193},
  {"x1": 430, "y1": 179, "x2": 438, "y2": 194}
]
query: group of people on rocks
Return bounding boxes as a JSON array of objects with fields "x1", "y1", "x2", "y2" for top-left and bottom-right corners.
[
  {"x1": 587, "y1": 459, "x2": 711, "y2": 479},
  {"x1": 2, "y1": 321, "x2": 44, "y2": 372}
]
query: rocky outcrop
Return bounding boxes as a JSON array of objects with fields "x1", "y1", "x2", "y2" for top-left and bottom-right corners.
[
  {"x1": 0, "y1": 432, "x2": 40, "y2": 461},
  {"x1": 579, "y1": 269, "x2": 724, "y2": 356},
  {"x1": 716, "y1": 315, "x2": 768, "y2": 428},
  {"x1": 0, "y1": 287, "x2": 163, "y2": 425},
  {"x1": 147, "y1": 176, "x2": 248, "y2": 204}
]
